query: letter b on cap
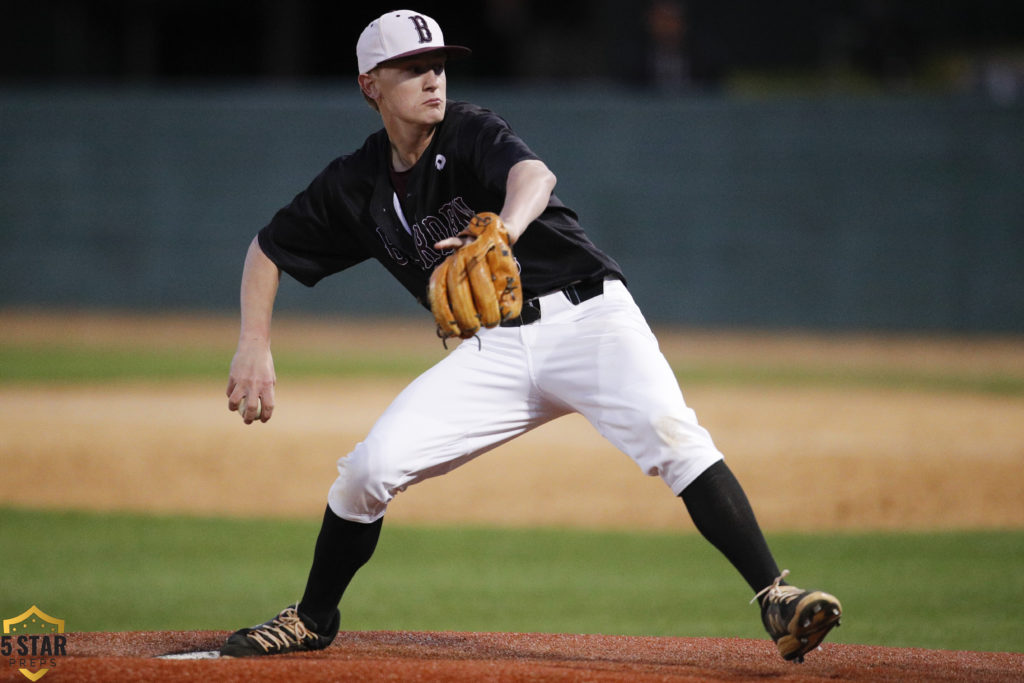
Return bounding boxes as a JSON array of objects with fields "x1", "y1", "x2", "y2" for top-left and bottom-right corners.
[{"x1": 409, "y1": 15, "x2": 432, "y2": 43}]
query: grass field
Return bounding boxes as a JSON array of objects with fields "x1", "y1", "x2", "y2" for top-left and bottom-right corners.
[
  {"x1": 1, "y1": 507, "x2": 1022, "y2": 653},
  {"x1": 1, "y1": 343, "x2": 1021, "y2": 394},
  {"x1": 2, "y1": 315, "x2": 1022, "y2": 659}
]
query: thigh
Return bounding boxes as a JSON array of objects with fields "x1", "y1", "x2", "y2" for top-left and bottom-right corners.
[
  {"x1": 533, "y1": 281, "x2": 724, "y2": 494},
  {"x1": 329, "y1": 326, "x2": 563, "y2": 521},
  {"x1": 375, "y1": 330, "x2": 550, "y2": 461}
]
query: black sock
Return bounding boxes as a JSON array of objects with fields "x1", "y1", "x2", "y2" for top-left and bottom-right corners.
[
  {"x1": 298, "y1": 505, "x2": 382, "y2": 629},
  {"x1": 679, "y1": 460, "x2": 780, "y2": 598}
]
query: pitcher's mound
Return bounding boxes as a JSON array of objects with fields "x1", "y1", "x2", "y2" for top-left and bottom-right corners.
[{"x1": 16, "y1": 629, "x2": 1021, "y2": 682}]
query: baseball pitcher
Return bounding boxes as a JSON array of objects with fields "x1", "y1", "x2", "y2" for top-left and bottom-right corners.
[{"x1": 222, "y1": 9, "x2": 842, "y2": 663}]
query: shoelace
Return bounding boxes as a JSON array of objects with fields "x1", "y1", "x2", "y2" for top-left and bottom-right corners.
[
  {"x1": 247, "y1": 608, "x2": 314, "y2": 653},
  {"x1": 750, "y1": 568, "x2": 791, "y2": 605}
]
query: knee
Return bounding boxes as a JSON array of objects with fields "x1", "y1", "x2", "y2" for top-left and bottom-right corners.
[
  {"x1": 327, "y1": 443, "x2": 396, "y2": 523},
  {"x1": 653, "y1": 413, "x2": 711, "y2": 450},
  {"x1": 646, "y1": 413, "x2": 725, "y2": 493}
]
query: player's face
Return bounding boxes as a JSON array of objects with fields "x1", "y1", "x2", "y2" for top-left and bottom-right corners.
[{"x1": 371, "y1": 53, "x2": 448, "y2": 127}]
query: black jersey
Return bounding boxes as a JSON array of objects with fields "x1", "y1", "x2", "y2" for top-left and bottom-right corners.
[{"x1": 258, "y1": 100, "x2": 623, "y2": 307}]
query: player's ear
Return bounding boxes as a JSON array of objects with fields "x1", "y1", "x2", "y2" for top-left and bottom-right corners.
[{"x1": 358, "y1": 73, "x2": 379, "y2": 102}]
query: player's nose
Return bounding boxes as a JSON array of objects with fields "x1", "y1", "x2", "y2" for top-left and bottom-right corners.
[{"x1": 423, "y1": 67, "x2": 443, "y2": 88}]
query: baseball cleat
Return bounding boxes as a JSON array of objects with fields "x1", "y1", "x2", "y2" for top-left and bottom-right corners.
[
  {"x1": 752, "y1": 570, "x2": 842, "y2": 663},
  {"x1": 220, "y1": 604, "x2": 339, "y2": 657}
]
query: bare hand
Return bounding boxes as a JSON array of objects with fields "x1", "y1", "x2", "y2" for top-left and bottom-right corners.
[{"x1": 226, "y1": 343, "x2": 276, "y2": 424}]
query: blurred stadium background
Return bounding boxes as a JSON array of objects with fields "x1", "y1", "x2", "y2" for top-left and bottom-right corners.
[
  {"x1": 1, "y1": 0, "x2": 1022, "y2": 332},
  {"x1": 2, "y1": 3, "x2": 1023, "y2": 648}
]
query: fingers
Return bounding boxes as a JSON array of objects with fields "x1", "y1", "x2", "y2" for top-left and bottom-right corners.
[
  {"x1": 227, "y1": 346, "x2": 276, "y2": 424},
  {"x1": 227, "y1": 381, "x2": 274, "y2": 424},
  {"x1": 226, "y1": 381, "x2": 245, "y2": 412},
  {"x1": 235, "y1": 391, "x2": 273, "y2": 424},
  {"x1": 239, "y1": 395, "x2": 268, "y2": 424},
  {"x1": 434, "y1": 234, "x2": 474, "y2": 250}
]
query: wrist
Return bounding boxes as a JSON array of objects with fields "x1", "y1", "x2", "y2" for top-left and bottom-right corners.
[
  {"x1": 237, "y1": 330, "x2": 271, "y2": 349},
  {"x1": 500, "y1": 218, "x2": 524, "y2": 244}
]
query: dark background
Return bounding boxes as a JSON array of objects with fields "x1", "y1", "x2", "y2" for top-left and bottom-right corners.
[
  {"x1": 1, "y1": 2, "x2": 1022, "y2": 332},
  {"x1": 3, "y1": 0, "x2": 1022, "y2": 92}
]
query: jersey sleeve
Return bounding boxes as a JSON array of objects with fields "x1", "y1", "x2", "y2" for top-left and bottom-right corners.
[
  {"x1": 257, "y1": 156, "x2": 372, "y2": 287},
  {"x1": 462, "y1": 106, "x2": 541, "y2": 193}
]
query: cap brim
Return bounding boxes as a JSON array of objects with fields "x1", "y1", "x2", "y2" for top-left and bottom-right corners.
[{"x1": 374, "y1": 45, "x2": 472, "y2": 70}]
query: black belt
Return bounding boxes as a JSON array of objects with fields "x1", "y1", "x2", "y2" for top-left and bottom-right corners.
[{"x1": 501, "y1": 277, "x2": 608, "y2": 328}]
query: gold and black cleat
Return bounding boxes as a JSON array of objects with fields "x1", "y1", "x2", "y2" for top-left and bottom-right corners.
[{"x1": 753, "y1": 570, "x2": 842, "y2": 662}]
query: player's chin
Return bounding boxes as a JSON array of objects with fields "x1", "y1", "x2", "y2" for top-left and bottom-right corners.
[{"x1": 421, "y1": 100, "x2": 445, "y2": 120}]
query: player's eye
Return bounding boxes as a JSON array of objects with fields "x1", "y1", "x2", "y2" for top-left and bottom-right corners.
[{"x1": 412, "y1": 62, "x2": 445, "y2": 76}]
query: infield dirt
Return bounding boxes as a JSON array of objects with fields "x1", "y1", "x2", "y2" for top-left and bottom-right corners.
[
  {"x1": 3, "y1": 311, "x2": 1023, "y2": 681},
  {"x1": 3, "y1": 629, "x2": 1019, "y2": 682},
  {"x1": 1, "y1": 311, "x2": 1022, "y2": 531}
]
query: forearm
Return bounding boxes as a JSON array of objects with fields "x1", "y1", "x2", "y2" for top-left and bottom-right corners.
[
  {"x1": 227, "y1": 236, "x2": 281, "y2": 422},
  {"x1": 238, "y1": 236, "x2": 281, "y2": 348},
  {"x1": 432, "y1": 159, "x2": 557, "y2": 251},
  {"x1": 499, "y1": 159, "x2": 556, "y2": 243}
]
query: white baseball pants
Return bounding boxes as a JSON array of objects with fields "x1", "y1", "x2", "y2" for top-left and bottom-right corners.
[{"x1": 327, "y1": 279, "x2": 724, "y2": 523}]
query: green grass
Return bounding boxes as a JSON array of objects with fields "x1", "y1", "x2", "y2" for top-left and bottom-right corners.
[
  {"x1": 0, "y1": 346, "x2": 435, "y2": 383},
  {"x1": 2, "y1": 345, "x2": 1021, "y2": 394},
  {"x1": 1, "y1": 508, "x2": 1021, "y2": 652}
]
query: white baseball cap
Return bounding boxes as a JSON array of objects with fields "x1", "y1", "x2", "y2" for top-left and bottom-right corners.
[{"x1": 357, "y1": 10, "x2": 471, "y2": 74}]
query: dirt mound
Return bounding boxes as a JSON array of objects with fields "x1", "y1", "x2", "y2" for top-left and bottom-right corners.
[{"x1": 9, "y1": 630, "x2": 1020, "y2": 682}]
